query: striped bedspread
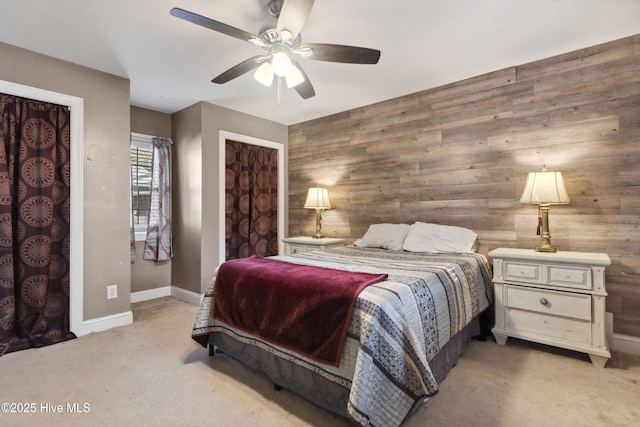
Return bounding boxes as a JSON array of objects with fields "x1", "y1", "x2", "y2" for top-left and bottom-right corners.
[{"x1": 192, "y1": 246, "x2": 493, "y2": 426}]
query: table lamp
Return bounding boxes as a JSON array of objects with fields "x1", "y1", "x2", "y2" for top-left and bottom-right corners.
[
  {"x1": 304, "y1": 186, "x2": 331, "y2": 239},
  {"x1": 520, "y1": 166, "x2": 569, "y2": 252}
]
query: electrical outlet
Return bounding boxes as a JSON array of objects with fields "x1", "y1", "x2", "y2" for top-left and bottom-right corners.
[{"x1": 107, "y1": 284, "x2": 118, "y2": 299}]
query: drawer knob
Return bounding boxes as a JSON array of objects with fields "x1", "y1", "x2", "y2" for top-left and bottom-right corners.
[{"x1": 540, "y1": 298, "x2": 549, "y2": 305}]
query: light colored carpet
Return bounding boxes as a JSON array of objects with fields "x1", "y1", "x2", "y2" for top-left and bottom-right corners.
[{"x1": 0, "y1": 297, "x2": 638, "y2": 427}]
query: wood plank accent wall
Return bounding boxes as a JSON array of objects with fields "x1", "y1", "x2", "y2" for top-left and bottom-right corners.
[{"x1": 288, "y1": 35, "x2": 640, "y2": 338}]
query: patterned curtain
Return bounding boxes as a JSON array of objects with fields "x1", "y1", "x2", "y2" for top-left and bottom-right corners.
[
  {"x1": 225, "y1": 140, "x2": 278, "y2": 260},
  {"x1": 143, "y1": 137, "x2": 172, "y2": 261},
  {"x1": 130, "y1": 153, "x2": 136, "y2": 263},
  {"x1": 0, "y1": 93, "x2": 75, "y2": 356},
  {"x1": 130, "y1": 218, "x2": 136, "y2": 263}
]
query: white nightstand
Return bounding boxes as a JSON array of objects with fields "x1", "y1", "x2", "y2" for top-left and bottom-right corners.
[
  {"x1": 282, "y1": 236, "x2": 345, "y2": 255},
  {"x1": 489, "y1": 248, "x2": 611, "y2": 367}
]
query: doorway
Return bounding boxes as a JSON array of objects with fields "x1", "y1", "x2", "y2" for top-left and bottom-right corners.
[
  {"x1": 0, "y1": 91, "x2": 78, "y2": 355},
  {"x1": 217, "y1": 131, "x2": 284, "y2": 265},
  {"x1": 0, "y1": 80, "x2": 83, "y2": 339},
  {"x1": 224, "y1": 139, "x2": 278, "y2": 260}
]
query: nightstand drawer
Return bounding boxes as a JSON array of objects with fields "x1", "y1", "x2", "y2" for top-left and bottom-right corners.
[
  {"x1": 547, "y1": 265, "x2": 591, "y2": 290},
  {"x1": 287, "y1": 244, "x2": 308, "y2": 255},
  {"x1": 504, "y1": 308, "x2": 592, "y2": 345},
  {"x1": 503, "y1": 261, "x2": 544, "y2": 284},
  {"x1": 504, "y1": 285, "x2": 592, "y2": 321}
]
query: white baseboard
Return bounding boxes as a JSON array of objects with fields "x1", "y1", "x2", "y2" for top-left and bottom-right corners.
[
  {"x1": 78, "y1": 310, "x2": 133, "y2": 336},
  {"x1": 612, "y1": 333, "x2": 640, "y2": 355},
  {"x1": 605, "y1": 312, "x2": 640, "y2": 355},
  {"x1": 131, "y1": 286, "x2": 172, "y2": 303},
  {"x1": 78, "y1": 284, "x2": 201, "y2": 336},
  {"x1": 75, "y1": 285, "x2": 200, "y2": 337},
  {"x1": 171, "y1": 286, "x2": 202, "y2": 306},
  {"x1": 131, "y1": 285, "x2": 202, "y2": 306}
]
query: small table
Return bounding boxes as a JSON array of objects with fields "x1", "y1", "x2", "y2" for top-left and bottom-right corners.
[
  {"x1": 489, "y1": 248, "x2": 611, "y2": 367},
  {"x1": 282, "y1": 236, "x2": 345, "y2": 255}
]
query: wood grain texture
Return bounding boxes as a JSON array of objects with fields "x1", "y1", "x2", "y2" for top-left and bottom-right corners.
[{"x1": 288, "y1": 34, "x2": 640, "y2": 338}]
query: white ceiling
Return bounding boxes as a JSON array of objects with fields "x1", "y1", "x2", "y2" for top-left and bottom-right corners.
[{"x1": 1, "y1": 0, "x2": 639, "y2": 126}]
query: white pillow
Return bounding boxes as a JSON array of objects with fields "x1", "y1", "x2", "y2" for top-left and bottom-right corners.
[
  {"x1": 402, "y1": 222, "x2": 477, "y2": 253},
  {"x1": 354, "y1": 223, "x2": 411, "y2": 251}
]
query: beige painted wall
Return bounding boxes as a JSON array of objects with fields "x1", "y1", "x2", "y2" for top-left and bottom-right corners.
[
  {"x1": 130, "y1": 106, "x2": 172, "y2": 293},
  {"x1": 288, "y1": 35, "x2": 640, "y2": 338},
  {"x1": 172, "y1": 102, "x2": 288, "y2": 294},
  {"x1": 131, "y1": 106, "x2": 171, "y2": 137},
  {"x1": 0, "y1": 42, "x2": 131, "y2": 320},
  {"x1": 171, "y1": 103, "x2": 203, "y2": 295}
]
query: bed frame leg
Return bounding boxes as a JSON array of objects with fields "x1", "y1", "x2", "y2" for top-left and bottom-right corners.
[
  {"x1": 474, "y1": 307, "x2": 495, "y2": 341},
  {"x1": 273, "y1": 384, "x2": 282, "y2": 391},
  {"x1": 208, "y1": 344, "x2": 215, "y2": 357}
]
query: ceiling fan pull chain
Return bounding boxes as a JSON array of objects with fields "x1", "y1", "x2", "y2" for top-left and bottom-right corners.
[{"x1": 277, "y1": 77, "x2": 282, "y2": 106}]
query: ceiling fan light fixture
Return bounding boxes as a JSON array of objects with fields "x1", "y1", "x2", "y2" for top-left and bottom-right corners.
[
  {"x1": 253, "y1": 62, "x2": 274, "y2": 86},
  {"x1": 285, "y1": 64, "x2": 305, "y2": 88},
  {"x1": 271, "y1": 51, "x2": 292, "y2": 77},
  {"x1": 171, "y1": 4, "x2": 380, "y2": 102}
]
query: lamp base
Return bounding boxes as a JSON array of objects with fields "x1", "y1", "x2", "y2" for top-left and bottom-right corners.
[
  {"x1": 535, "y1": 244, "x2": 557, "y2": 253},
  {"x1": 535, "y1": 232, "x2": 557, "y2": 253},
  {"x1": 311, "y1": 209, "x2": 324, "y2": 239}
]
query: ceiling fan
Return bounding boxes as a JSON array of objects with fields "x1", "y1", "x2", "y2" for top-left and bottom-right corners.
[{"x1": 170, "y1": 0, "x2": 381, "y2": 100}]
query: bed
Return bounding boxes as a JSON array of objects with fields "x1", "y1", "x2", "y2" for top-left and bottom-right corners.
[{"x1": 192, "y1": 223, "x2": 493, "y2": 426}]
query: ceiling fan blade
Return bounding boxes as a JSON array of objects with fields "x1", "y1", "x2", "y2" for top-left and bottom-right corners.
[
  {"x1": 212, "y1": 56, "x2": 264, "y2": 84},
  {"x1": 277, "y1": 0, "x2": 314, "y2": 40},
  {"x1": 291, "y1": 61, "x2": 315, "y2": 99},
  {"x1": 170, "y1": 8, "x2": 258, "y2": 43},
  {"x1": 305, "y1": 43, "x2": 381, "y2": 64}
]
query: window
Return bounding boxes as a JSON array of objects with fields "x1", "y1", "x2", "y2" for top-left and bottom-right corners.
[{"x1": 131, "y1": 133, "x2": 153, "y2": 241}]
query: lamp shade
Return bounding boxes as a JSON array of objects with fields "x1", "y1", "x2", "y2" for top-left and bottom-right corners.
[
  {"x1": 520, "y1": 169, "x2": 569, "y2": 205},
  {"x1": 304, "y1": 187, "x2": 331, "y2": 210}
]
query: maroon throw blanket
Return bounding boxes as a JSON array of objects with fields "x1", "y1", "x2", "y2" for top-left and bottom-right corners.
[{"x1": 212, "y1": 256, "x2": 388, "y2": 366}]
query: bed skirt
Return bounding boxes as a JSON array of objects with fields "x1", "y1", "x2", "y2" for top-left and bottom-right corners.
[{"x1": 209, "y1": 315, "x2": 481, "y2": 419}]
